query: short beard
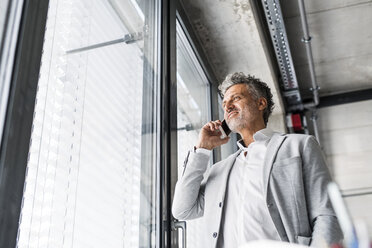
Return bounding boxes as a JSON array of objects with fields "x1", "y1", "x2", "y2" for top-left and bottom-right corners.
[{"x1": 226, "y1": 114, "x2": 246, "y2": 132}]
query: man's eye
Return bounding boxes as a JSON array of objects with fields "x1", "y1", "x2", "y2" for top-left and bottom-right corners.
[{"x1": 234, "y1": 96, "x2": 240, "y2": 100}]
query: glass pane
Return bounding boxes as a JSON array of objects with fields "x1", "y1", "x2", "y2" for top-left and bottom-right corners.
[
  {"x1": 176, "y1": 19, "x2": 211, "y2": 247},
  {"x1": 16, "y1": 0, "x2": 160, "y2": 247}
]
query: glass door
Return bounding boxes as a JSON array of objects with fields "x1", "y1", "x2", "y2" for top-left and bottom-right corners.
[{"x1": 16, "y1": 0, "x2": 161, "y2": 247}]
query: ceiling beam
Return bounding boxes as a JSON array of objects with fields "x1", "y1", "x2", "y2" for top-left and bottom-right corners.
[{"x1": 318, "y1": 88, "x2": 372, "y2": 108}]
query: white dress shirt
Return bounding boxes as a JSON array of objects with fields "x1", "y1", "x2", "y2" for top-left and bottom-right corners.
[{"x1": 215, "y1": 128, "x2": 281, "y2": 247}]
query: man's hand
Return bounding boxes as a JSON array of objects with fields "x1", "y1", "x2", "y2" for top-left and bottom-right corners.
[{"x1": 196, "y1": 120, "x2": 230, "y2": 150}]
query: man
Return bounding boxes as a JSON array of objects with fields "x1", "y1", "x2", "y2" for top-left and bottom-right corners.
[{"x1": 172, "y1": 72, "x2": 343, "y2": 247}]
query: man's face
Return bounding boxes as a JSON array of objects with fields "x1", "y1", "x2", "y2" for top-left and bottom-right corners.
[{"x1": 222, "y1": 84, "x2": 262, "y2": 133}]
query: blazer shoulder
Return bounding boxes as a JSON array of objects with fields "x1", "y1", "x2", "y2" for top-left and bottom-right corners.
[
  {"x1": 279, "y1": 133, "x2": 319, "y2": 151},
  {"x1": 283, "y1": 133, "x2": 315, "y2": 142}
]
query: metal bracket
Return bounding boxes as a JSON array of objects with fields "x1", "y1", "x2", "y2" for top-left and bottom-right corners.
[
  {"x1": 123, "y1": 32, "x2": 143, "y2": 44},
  {"x1": 172, "y1": 220, "x2": 187, "y2": 248},
  {"x1": 261, "y1": 0, "x2": 300, "y2": 92},
  {"x1": 309, "y1": 86, "x2": 320, "y2": 92},
  {"x1": 261, "y1": 0, "x2": 304, "y2": 112},
  {"x1": 310, "y1": 110, "x2": 318, "y2": 121},
  {"x1": 301, "y1": 36, "x2": 312, "y2": 43}
]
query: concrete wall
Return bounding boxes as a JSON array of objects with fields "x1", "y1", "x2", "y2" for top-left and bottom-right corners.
[
  {"x1": 267, "y1": 113, "x2": 287, "y2": 134},
  {"x1": 317, "y1": 99, "x2": 372, "y2": 236}
]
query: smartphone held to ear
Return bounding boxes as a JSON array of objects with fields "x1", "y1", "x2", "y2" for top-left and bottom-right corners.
[{"x1": 218, "y1": 120, "x2": 231, "y2": 139}]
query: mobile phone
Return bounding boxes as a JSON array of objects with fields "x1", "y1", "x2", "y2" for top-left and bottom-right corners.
[{"x1": 218, "y1": 119, "x2": 231, "y2": 139}]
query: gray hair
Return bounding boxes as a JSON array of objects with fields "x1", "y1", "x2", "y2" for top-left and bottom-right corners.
[{"x1": 218, "y1": 72, "x2": 274, "y2": 126}]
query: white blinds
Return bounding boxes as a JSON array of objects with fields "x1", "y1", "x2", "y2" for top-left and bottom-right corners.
[{"x1": 17, "y1": 0, "x2": 146, "y2": 247}]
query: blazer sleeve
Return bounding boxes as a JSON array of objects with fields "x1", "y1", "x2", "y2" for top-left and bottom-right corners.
[
  {"x1": 302, "y1": 136, "x2": 344, "y2": 246},
  {"x1": 171, "y1": 150, "x2": 210, "y2": 220}
]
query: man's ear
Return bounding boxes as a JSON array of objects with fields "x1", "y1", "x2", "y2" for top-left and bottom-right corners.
[{"x1": 258, "y1": 97, "x2": 267, "y2": 111}]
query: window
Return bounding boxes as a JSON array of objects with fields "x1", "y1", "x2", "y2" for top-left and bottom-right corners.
[
  {"x1": 176, "y1": 19, "x2": 211, "y2": 248},
  {"x1": 175, "y1": 15, "x2": 238, "y2": 246},
  {"x1": 176, "y1": 19, "x2": 211, "y2": 164},
  {"x1": 16, "y1": 0, "x2": 160, "y2": 247}
]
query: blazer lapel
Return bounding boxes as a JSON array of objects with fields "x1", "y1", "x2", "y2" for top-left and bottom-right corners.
[{"x1": 263, "y1": 133, "x2": 287, "y2": 198}]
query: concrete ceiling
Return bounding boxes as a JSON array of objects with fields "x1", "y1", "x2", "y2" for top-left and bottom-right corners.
[
  {"x1": 281, "y1": 0, "x2": 372, "y2": 99},
  {"x1": 179, "y1": 0, "x2": 285, "y2": 120},
  {"x1": 180, "y1": 0, "x2": 372, "y2": 106}
]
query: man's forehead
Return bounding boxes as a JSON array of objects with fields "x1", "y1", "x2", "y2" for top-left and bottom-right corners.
[{"x1": 223, "y1": 84, "x2": 248, "y2": 100}]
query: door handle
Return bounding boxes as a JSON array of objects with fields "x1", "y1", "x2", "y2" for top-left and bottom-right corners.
[{"x1": 172, "y1": 220, "x2": 186, "y2": 248}]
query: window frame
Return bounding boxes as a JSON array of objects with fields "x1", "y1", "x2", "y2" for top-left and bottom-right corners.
[
  {"x1": 175, "y1": 1, "x2": 224, "y2": 165},
  {"x1": 0, "y1": 0, "x2": 49, "y2": 247},
  {"x1": 0, "y1": 0, "x2": 24, "y2": 145}
]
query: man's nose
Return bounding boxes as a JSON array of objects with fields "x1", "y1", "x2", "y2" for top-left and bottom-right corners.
[{"x1": 224, "y1": 102, "x2": 234, "y2": 113}]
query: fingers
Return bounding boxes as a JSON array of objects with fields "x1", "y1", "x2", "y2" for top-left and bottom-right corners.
[
  {"x1": 197, "y1": 121, "x2": 230, "y2": 150},
  {"x1": 206, "y1": 120, "x2": 222, "y2": 131},
  {"x1": 221, "y1": 136, "x2": 230, "y2": 144},
  {"x1": 211, "y1": 135, "x2": 230, "y2": 146}
]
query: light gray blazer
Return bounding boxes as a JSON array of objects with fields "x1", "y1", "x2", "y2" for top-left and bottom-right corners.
[{"x1": 172, "y1": 132, "x2": 343, "y2": 247}]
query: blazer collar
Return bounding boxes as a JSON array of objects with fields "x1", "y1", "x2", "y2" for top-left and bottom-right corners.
[{"x1": 236, "y1": 128, "x2": 275, "y2": 149}]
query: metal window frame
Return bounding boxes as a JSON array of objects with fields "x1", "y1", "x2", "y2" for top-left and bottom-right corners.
[
  {"x1": 159, "y1": 0, "x2": 177, "y2": 246},
  {"x1": 0, "y1": 0, "x2": 49, "y2": 247},
  {"x1": 0, "y1": 0, "x2": 24, "y2": 147}
]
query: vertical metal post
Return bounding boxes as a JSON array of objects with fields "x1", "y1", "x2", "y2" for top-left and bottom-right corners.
[
  {"x1": 298, "y1": 0, "x2": 320, "y2": 107},
  {"x1": 158, "y1": 0, "x2": 177, "y2": 247}
]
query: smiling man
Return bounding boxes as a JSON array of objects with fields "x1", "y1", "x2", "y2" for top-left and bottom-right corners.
[{"x1": 172, "y1": 72, "x2": 343, "y2": 248}]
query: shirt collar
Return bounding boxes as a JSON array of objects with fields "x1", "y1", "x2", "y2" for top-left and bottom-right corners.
[{"x1": 237, "y1": 127, "x2": 275, "y2": 149}]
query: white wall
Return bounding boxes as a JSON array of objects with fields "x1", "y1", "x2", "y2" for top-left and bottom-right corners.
[{"x1": 317, "y1": 99, "x2": 372, "y2": 236}]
